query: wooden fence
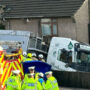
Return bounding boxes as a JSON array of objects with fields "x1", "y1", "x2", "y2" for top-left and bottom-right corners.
[{"x1": 53, "y1": 71, "x2": 90, "y2": 89}]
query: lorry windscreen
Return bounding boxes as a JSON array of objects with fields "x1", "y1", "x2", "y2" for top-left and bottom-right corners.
[
  {"x1": 57, "y1": 49, "x2": 72, "y2": 64},
  {"x1": 77, "y1": 50, "x2": 90, "y2": 63}
]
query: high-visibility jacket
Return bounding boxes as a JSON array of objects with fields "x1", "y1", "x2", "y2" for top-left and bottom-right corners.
[
  {"x1": 22, "y1": 78, "x2": 42, "y2": 90},
  {"x1": 22, "y1": 56, "x2": 27, "y2": 61},
  {"x1": 24, "y1": 72, "x2": 39, "y2": 81},
  {"x1": 35, "y1": 73, "x2": 39, "y2": 81},
  {"x1": 42, "y1": 82, "x2": 46, "y2": 90},
  {"x1": 45, "y1": 76, "x2": 59, "y2": 90},
  {"x1": 38, "y1": 78, "x2": 46, "y2": 90},
  {"x1": 24, "y1": 57, "x2": 32, "y2": 62},
  {"x1": 5, "y1": 75, "x2": 21, "y2": 90}
]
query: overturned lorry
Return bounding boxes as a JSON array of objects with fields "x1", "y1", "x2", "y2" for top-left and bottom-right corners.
[
  {"x1": 47, "y1": 37, "x2": 90, "y2": 72},
  {"x1": 47, "y1": 37, "x2": 90, "y2": 88}
]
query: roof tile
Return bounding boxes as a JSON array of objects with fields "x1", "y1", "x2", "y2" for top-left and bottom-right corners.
[{"x1": 0, "y1": 0, "x2": 85, "y2": 18}]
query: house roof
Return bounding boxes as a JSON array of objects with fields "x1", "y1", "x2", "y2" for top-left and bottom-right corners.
[{"x1": 0, "y1": 0, "x2": 85, "y2": 19}]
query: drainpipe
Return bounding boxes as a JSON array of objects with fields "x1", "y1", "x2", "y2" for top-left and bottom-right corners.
[
  {"x1": 88, "y1": 0, "x2": 90, "y2": 44},
  {"x1": 8, "y1": 19, "x2": 11, "y2": 30}
]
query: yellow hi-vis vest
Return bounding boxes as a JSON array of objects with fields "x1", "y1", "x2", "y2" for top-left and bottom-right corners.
[
  {"x1": 45, "y1": 76, "x2": 59, "y2": 90},
  {"x1": 24, "y1": 72, "x2": 39, "y2": 81},
  {"x1": 22, "y1": 78, "x2": 42, "y2": 90},
  {"x1": 24, "y1": 58, "x2": 32, "y2": 62},
  {"x1": 5, "y1": 75, "x2": 21, "y2": 90}
]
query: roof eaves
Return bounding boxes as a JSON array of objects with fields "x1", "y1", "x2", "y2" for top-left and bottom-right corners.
[{"x1": 4, "y1": 15, "x2": 71, "y2": 19}]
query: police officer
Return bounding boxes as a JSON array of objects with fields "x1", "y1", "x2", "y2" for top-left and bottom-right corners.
[
  {"x1": 38, "y1": 72, "x2": 46, "y2": 90},
  {"x1": 25, "y1": 53, "x2": 32, "y2": 61},
  {"x1": 24, "y1": 66, "x2": 39, "y2": 81},
  {"x1": 22, "y1": 73, "x2": 42, "y2": 90},
  {"x1": 45, "y1": 71, "x2": 59, "y2": 90},
  {"x1": 5, "y1": 70, "x2": 21, "y2": 90},
  {"x1": 38, "y1": 54, "x2": 45, "y2": 62}
]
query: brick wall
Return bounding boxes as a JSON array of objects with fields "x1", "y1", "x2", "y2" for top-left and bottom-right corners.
[
  {"x1": 5, "y1": 19, "x2": 39, "y2": 35},
  {"x1": 74, "y1": 0, "x2": 89, "y2": 43},
  {"x1": 57, "y1": 18, "x2": 76, "y2": 40}
]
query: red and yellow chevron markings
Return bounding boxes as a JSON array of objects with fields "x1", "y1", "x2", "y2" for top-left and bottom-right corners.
[
  {"x1": 0, "y1": 54, "x2": 4, "y2": 63},
  {"x1": 0, "y1": 54, "x2": 24, "y2": 90}
]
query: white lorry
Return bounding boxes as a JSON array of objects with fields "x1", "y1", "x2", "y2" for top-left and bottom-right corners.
[{"x1": 47, "y1": 37, "x2": 90, "y2": 72}]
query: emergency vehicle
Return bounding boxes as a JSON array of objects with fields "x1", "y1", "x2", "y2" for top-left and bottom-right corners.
[
  {"x1": 47, "y1": 37, "x2": 90, "y2": 72},
  {"x1": 0, "y1": 41, "x2": 50, "y2": 90},
  {"x1": 0, "y1": 41, "x2": 24, "y2": 90}
]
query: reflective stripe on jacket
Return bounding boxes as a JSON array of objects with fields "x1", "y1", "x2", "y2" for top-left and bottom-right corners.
[
  {"x1": 22, "y1": 78, "x2": 42, "y2": 90},
  {"x1": 24, "y1": 58, "x2": 32, "y2": 62},
  {"x1": 45, "y1": 76, "x2": 59, "y2": 90},
  {"x1": 24, "y1": 73, "x2": 39, "y2": 81},
  {"x1": 6, "y1": 75, "x2": 21, "y2": 90}
]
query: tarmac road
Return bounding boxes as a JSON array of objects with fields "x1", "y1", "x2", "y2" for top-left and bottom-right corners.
[{"x1": 60, "y1": 87, "x2": 90, "y2": 90}]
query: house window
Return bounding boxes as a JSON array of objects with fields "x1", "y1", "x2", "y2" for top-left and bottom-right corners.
[
  {"x1": 0, "y1": 24, "x2": 5, "y2": 29},
  {"x1": 41, "y1": 19, "x2": 57, "y2": 36}
]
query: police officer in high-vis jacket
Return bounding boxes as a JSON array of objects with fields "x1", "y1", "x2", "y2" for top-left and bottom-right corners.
[
  {"x1": 45, "y1": 71, "x2": 59, "y2": 90},
  {"x1": 24, "y1": 66, "x2": 39, "y2": 81},
  {"x1": 5, "y1": 70, "x2": 21, "y2": 90},
  {"x1": 38, "y1": 72, "x2": 46, "y2": 90},
  {"x1": 22, "y1": 73, "x2": 42, "y2": 90}
]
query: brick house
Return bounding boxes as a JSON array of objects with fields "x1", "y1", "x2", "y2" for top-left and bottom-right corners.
[{"x1": 0, "y1": 0, "x2": 89, "y2": 44}]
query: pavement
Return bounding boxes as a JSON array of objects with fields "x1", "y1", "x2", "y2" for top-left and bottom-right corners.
[{"x1": 60, "y1": 87, "x2": 90, "y2": 90}]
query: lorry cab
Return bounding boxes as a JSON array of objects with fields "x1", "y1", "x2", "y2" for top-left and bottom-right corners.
[{"x1": 47, "y1": 37, "x2": 90, "y2": 72}]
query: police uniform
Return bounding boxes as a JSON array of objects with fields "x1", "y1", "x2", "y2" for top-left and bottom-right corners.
[
  {"x1": 24, "y1": 66, "x2": 39, "y2": 81},
  {"x1": 38, "y1": 73, "x2": 46, "y2": 90},
  {"x1": 24, "y1": 73, "x2": 39, "y2": 81},
  {"x1": 22, "y1": 73, "x2": 42, "y2": 90},
  {"x1": 45, "y1": 71, "x2": 59, "y2": 90},
  {"x1": 5, "y1": 70, "x2": 21, "y2": 90}
]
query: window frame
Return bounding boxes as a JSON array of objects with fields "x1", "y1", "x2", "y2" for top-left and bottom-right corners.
[{"x1": 41, "y1": 18, "x2": 58, "y2": 36}]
